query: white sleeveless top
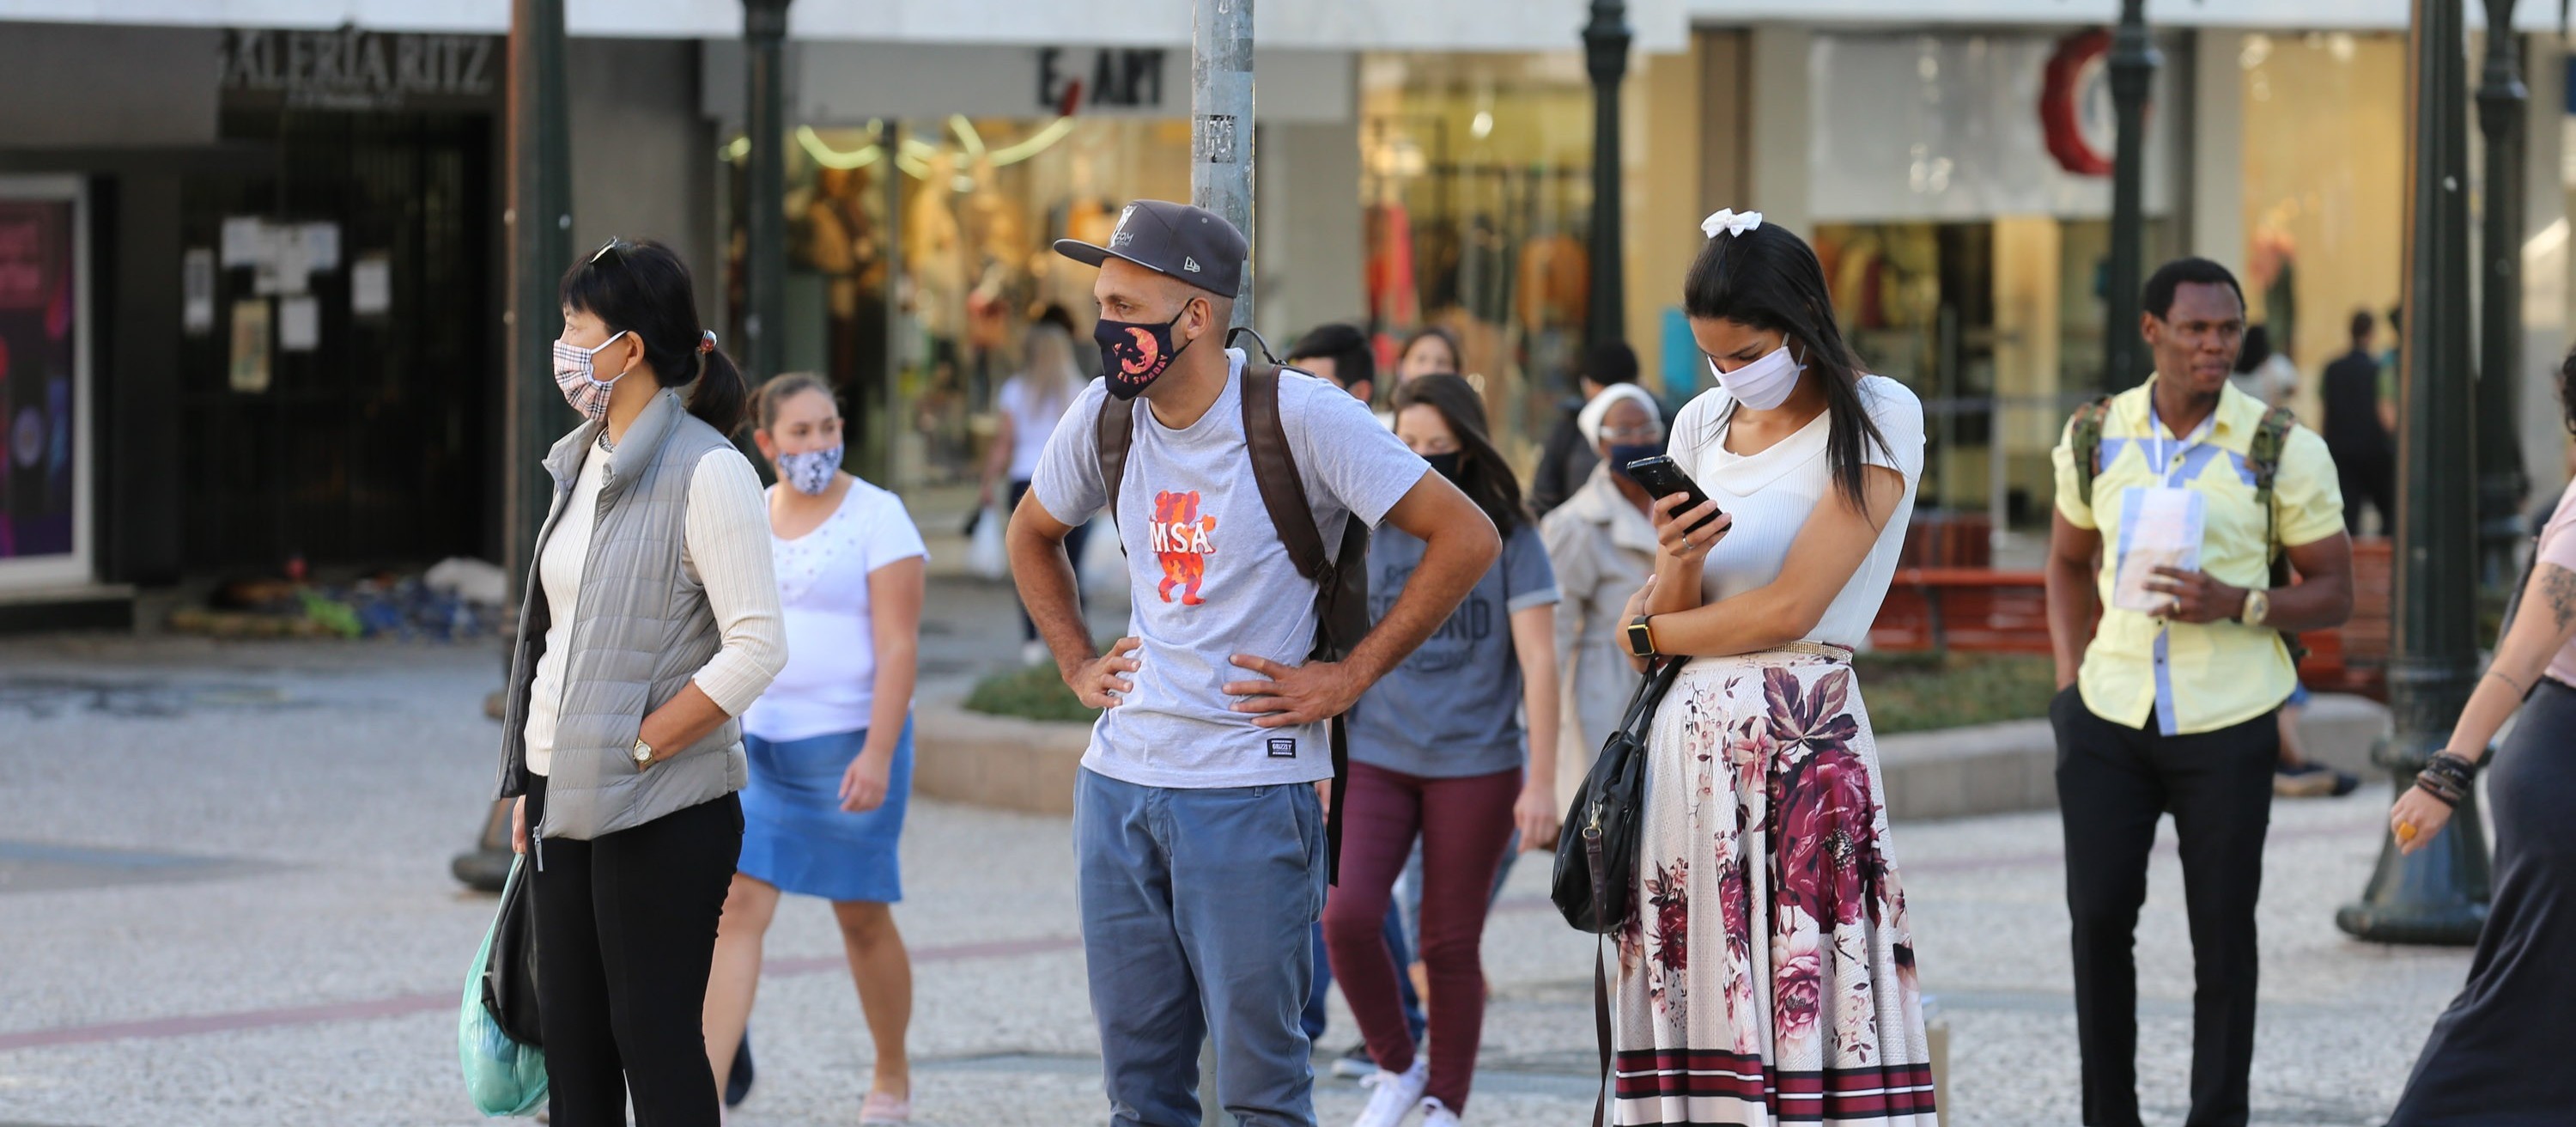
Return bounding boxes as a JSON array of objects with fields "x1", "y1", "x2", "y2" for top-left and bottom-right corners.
[
  {"x1": 1666, "y1": 375, "x2": 1927, "y2": 648},
  {"x1": 740, "y1": 478, "x2": 928, "y2": 743}
]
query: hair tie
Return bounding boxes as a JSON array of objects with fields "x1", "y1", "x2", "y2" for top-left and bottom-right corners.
[
  {"x1": 1701, "y1": 209, "x2": 1763, "y2": 239},
  {"x1": 699, "y1": 330, "x2": 717, "y2": 354}
]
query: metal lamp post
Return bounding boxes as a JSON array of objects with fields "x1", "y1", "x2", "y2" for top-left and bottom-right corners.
[
  {"x1": 743, "y1": 0, "x2": 793, "y2": 382},
  {"x1": 1192, "y1": 0, "x2": 1256, "y2": 329},
  {"x1": 2102, "y1": 0, "x2": 2160, "y2": 391},
  {"x1": 2475, "y1": 0, "x2": 2530, "y2": 587},
  {"x1": 459, "y1": 0, "x2": 574, "y2": 892},
  {"x1": 1583, "y1": 0, "x2": 1631, "y2": 349},
  {"x1": 2337, "y1": 0, "x2": 2493, "y2": 946}
]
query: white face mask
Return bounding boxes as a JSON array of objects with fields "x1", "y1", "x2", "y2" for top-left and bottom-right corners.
[{"x1": 1710, "y1": 344, "x2": 1804, "y2": 411}]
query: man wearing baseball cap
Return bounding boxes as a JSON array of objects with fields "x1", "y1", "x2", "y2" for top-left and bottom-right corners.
[{"x1": 1008, "y1": 200, "x2": 1500, "y2": 1126}]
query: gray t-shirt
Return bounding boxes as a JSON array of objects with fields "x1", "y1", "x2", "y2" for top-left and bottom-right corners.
[
  {"x1": 1031, "y1": 350, "x2": 1429, "y2": 789},
  {"x1": 1348, "y1": 521, "x2": 1558, "y2": 777}
]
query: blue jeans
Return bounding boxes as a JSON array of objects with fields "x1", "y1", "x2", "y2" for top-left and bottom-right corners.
[
  {"x1": 1302, "y1": 905, "x2": 1425, "y2": 1049},
  {"x1": 1077, "y1": 768, "x2": 1327, "y2": 1127}
]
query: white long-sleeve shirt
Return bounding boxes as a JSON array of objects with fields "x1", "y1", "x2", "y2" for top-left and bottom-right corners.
[{"x1": 523, "y1": 442, "x2": 786, "y2": 776}]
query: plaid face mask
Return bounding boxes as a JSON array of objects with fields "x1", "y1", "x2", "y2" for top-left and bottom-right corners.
[
  {"x1": 775, "y1": 444, "x2": 842, "y2": 496},
  {"x1": 551, "y1": 331, "x2": 634, "y2": 423}
]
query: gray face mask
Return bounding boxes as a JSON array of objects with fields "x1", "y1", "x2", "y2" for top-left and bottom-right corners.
[{"x1": 775, "y1": 445, "x2": 841, "y2": 495}]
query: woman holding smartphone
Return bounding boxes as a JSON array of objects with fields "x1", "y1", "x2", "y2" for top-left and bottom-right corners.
[{"x1": 1607, "y1": 210, "x2": 1936, "y2": 1126}]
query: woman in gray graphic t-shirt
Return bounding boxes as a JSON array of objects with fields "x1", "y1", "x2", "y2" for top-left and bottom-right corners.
[{"x1": 1325, "y1": 374, "x2": 1561, "y2": 1127}]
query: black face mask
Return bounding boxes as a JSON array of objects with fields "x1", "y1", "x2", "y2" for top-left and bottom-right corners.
[
  {"x1": 1607, "y1": 441, "x2": 1668, "y2": 483},
  {"x1": 1423, "y1": 451, "x2": 1466, "y2": 484},
  {"x1": 1094, "y1": 305, "x2": 1195, "y2": 400}
]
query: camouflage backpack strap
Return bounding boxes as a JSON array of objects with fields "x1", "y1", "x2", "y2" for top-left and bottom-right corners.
[
  {"x1": 2246, "y1": 404, "x2": 2308, "y2": 662},
  {"x1": 2069, "y1": 394, "x2": 2116, "y2": 509}
]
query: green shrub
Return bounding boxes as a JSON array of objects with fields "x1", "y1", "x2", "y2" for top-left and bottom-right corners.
[
  {"x1": 1851, "y1": 652, "x2": 2058, "y2": 734},
  {"x1": 963, "y1": 661, "x2": 1099, "y2": 724}
]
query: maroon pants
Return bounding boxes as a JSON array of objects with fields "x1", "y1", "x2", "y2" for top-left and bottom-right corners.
[{"x1": 1321, "y1": 760, "x2": 1521, "y2": 1111}]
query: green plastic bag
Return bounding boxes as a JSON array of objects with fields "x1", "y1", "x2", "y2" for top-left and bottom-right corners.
[{"x1": 459, "y1": 857, "x2": 547, "y2": 1117}]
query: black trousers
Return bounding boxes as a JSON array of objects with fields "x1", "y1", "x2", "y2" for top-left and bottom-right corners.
[
  {"x1": 2337, "y1": 450, "x2": 2395, "y2": 536},
  {"x1": 526, "y1": 774, "x2": 743, "y2": 1127},
  {"x1": 2050, "y1": 687, "x2": 2278, "y2": 1127}
]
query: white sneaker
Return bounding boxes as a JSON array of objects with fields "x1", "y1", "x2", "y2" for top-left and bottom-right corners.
[
  {"x1": 1417, "y1": 1096, "x2": 1461, "y2": 1125},
  {"x1": 1352, "y1": 1057, "x2": 1428, "y2": 1127}
]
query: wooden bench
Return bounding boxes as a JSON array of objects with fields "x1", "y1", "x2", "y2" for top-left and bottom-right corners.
[{"x1": 1863, "y1": 539, "x2": 2394, "y2": 703}]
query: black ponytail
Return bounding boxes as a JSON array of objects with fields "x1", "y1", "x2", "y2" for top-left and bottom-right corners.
[
  {"x1": 1683, "y1": 221, "x2": 1890, "y2": 513},
  {"x1": 560, "y1": 238, "x2": 747, "y2": 434}
]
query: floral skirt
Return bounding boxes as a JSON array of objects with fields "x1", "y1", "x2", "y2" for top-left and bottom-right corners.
[{"x1": 1607, "y1": 649, "x2": 1937, "y2": 1126}]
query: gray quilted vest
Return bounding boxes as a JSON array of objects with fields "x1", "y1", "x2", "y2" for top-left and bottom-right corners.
[{"x1": 495, "y1": 387, "x2": 750, "y2": 840}]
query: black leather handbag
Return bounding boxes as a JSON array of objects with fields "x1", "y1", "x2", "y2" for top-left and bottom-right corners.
[
  {"x1": 481, "y1": 855, "x2": 543, "y2": 1047},
  {"x1": 1552, "y1": 656, "x2": 1685, "y2": 935}
]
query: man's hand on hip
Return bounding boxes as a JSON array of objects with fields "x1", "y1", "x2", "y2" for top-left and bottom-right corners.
[
  {"x1": 1066, "y1": 637, "x2": 1142, "y2": 710},
  {"x1": 1224, "y1": 655, "x2": 1364, "y2": 728}
]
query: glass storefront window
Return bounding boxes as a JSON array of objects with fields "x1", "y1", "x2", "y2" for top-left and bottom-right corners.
[
  {"x1": 1359, "y1": 52, "x2": 1595, "y2": 468},
  {"x1": 727, "y1": 115, "x2": 1192, "y2": 505}
]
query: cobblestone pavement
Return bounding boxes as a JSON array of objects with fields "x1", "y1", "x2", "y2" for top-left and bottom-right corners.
[{"x1": 0, "y1": 588, "x2": 2475, "y2": 1126}]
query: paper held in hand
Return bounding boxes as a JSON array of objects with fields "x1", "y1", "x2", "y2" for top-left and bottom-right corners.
[{"x1": 2112, "y1": 486, "x2": 2206, "y2": 614}]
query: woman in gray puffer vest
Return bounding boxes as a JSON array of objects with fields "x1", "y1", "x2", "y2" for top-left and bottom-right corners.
[{"x1": 497, "y1": 238, "x2": 787, "y2": 1127}]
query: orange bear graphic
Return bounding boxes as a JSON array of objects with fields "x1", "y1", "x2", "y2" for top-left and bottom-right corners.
[{"x1": 1149, "y1": 490, "x2": 1218, "y2": 606}]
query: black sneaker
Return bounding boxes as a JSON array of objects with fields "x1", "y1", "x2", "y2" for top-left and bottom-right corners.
[
  {"x1": 1332, "y1": 1042, "x2": 1377, "y2": 1080},
  {"x1": 2275, "y1": 761, "x2": 2361, "y2": 799},
  {"x1": 726, "y1": 1030, "x2": 755, "y2": 1108}
]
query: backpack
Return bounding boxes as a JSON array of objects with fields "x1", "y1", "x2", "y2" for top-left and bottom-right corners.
[
  {"x1": 1093, "y1": 329, "x2": 1370, "y2": 880},
  {"x1": 2069, "y1": 394, "x2": 2306, "y2": 661}
]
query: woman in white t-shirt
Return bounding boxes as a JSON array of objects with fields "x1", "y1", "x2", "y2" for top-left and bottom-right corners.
[
  {"x1": 981, "y1": 322, "x2": 1092, "y2": 658},
  {"x1": 703, "y1": 374, "x2": 927, "y2": 1125},
  {"x1": 1604, "y1": 211, "x2": 1939, "y2": 1126}
]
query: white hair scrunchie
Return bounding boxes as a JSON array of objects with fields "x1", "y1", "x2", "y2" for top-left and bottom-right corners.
[
  {"x1": 1701, "y1": 208, "x2": 1764, "y2": 239},
  {"x1": 1577, "y1": 381, "x2": 1663, "y2": 447}
]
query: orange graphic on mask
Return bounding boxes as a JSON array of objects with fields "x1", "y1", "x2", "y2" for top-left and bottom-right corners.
[{"x1": 1148, "y1": 490, "x2": 1218, "y2": 606}]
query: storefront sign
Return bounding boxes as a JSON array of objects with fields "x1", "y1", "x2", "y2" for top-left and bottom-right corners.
[
  {"x1": 1036, "y1": 48, "x2": 1169, "y2": 113},
  {"x1": 221, "y1": 28, "x2": 501, "y2": 113},
  {"x1": 2040, "y1": 30, "x2": 2117, "y2": 177}
]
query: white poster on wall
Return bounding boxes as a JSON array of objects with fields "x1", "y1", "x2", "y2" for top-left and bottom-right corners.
[
  {"x1": 183, "y1": 247, "x2": 215, "y2": 334},
  {"x1": 278, "y1": 294, "x2": 319, "y2": 351},
  {"x1": 350, "y1": 253, "x2": 391, "y2": 316}
]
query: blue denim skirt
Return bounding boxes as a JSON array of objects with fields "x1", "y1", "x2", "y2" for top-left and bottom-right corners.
[{"x1": 738, "y1": 717, "x2": 911, "y2": 903}]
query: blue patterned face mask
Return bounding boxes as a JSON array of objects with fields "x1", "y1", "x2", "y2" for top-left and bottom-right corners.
[{"x1": 775, "y1": 445, "x2": 841, "y2": 495}]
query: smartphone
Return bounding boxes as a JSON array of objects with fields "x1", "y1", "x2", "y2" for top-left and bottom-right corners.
[{"x1": 1620, "y1": 455, "x2": 1726, "y2": 536}]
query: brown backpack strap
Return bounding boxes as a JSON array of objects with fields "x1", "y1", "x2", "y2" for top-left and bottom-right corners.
[
  {"x1": 1241, "y1": 361, "x2": 1332, "y2": 582},
  {"x1": 1094, "y1": 393, "x2": 1136, "y2": 530}
]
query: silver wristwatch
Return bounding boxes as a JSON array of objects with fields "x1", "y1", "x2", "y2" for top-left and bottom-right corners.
[{"x1": 630, "y1": 738, "x2": 656, "y2": 768}]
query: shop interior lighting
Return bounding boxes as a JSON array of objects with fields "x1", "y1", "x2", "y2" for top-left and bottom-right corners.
[{"x1": 727, "y1": 114, "x2": 1078, "y2": 185}]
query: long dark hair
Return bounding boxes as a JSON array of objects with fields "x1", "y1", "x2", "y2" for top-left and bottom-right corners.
[
  {"x1": 1684, "y1": 222, "x2": 1890, "y2": 512},
  {"x1": 1394, "y1": 373, "x2": 1526, "y2": 535},
  {"x1": 560, "y1": 238, "x2": 748, "y2": 434}
]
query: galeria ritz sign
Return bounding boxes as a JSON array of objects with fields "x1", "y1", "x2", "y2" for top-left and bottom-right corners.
[{"x1": 221, "y1": 28, "x2": 501, "y2": 113}]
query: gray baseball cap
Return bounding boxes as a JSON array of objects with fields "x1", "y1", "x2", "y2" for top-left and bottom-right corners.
[{"x1": 1053, "y1": 199, "x2": 1246, "y2": 297}]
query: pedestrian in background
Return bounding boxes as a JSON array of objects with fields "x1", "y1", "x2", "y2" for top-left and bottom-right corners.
[
  {"x1": 2227, "y1": 325, "x2": 2297, "y2": 410},
  {"x1": 1611, "y1": 210, "x2": 1936, "y2": 1125},
  {"x1": 2321, "y1": 308, "x2": 2397, "y2": 536},
  {"x1": 1286, "y1": 320, "x2": 1432, "y2": 1082},
  {"x1": 501, "y1": 238, "x2": 785, "y2": 1127},
  {"x1": 1329, "y1": 373, "x2": 1561, "y2": 1127},
  {"x1": 1007, "y1": 201, "x2": 1499, "y2": 1127},
  {"x1": 1528, "y1": 340, "x2": 1643, "y2": 517},
  {"x1": 1537, "y1": 381, "x2": 1662, "y2": 794},
  {"x1": 703, "y1": 373, "x2": 927, "y2": 1126},
  {"x1": 2380, "y1": 346, "x2": 2576, "y2": 1126},
  {"x1": 982, "y1": 320, "x2": 1094, "y2": 665},
  {"x1": 1394, "y1": 326, "x2": 1463, "y2": 386},
  {"x1": 2044, "y1": 258, "x2": 2353, "y2": 1127}
]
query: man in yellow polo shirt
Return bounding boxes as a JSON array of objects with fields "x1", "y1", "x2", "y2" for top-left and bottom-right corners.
[{"x1": 2044, "y1": 257, "x2": 2354, "y2": 1127}]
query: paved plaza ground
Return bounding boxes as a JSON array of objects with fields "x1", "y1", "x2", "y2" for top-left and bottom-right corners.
[{"x1": 0, "y1": 576, "x2": 2480, "y2": 1126}]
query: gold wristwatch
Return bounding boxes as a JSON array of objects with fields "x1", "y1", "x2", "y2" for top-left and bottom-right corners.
[
  {"x1": 2239, "y1": 588, "x2": 2270, "y2": 627},
  {"x1": 1625, "y1": 614, "x2": 1659, "y2": 659},
  {"x1": 631, "y1": 738, "x2": 657, "y2": 768}
]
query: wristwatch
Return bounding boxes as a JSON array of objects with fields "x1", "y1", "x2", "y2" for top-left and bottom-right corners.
[
  {"x1": 1625, "y1": 614, "x2": 1659, "y2": 659},
  {"x1": 630, "y1": 738, "x2": 657, "y2": 768},
  {"x1": 2239, "y1": 588, "x2": 2270, "y2": 628}
]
